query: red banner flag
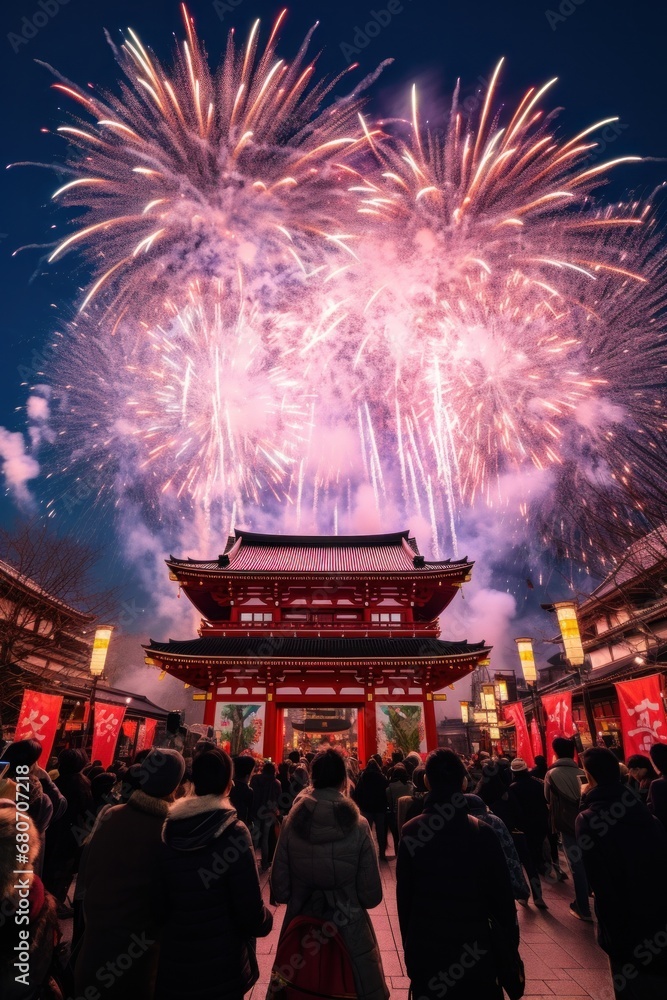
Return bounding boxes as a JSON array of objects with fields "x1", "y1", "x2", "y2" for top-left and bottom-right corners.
[
  {"x1": 14, "y1": 690, "x2": 63, "y2": 763},
  {"x1": 530, "y1": 717, "x2": 542, "y2": 759},
  {"x1": 142, "y1": 718, "x2": 157, "y2": 750},
  {"x1": 133, "y1": 718, "x2": 158, "y2": 754},
  {"x1": 615, "y1": 674, "x2": 667, "y2": 757},
  {"x1": 503, "y1": 702, "x2": 535, "y2": 768},
  {"x1": 91, "y1": 703, "x2": 126, "y2": 768},
  {"x1": 542, "y1": 692, "x2": 575, "y2": 763}
]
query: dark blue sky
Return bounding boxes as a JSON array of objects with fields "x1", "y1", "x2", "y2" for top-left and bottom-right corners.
[{"x1": 0, "y1": 0, "x2": 665, "y2": 572}]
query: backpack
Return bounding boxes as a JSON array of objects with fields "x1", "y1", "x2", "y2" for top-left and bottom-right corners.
[{"x1": 268, "y1": 913, "x2": 357, "y2": 999}]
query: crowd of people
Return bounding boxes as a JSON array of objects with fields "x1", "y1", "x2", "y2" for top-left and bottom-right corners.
[{"x1": 1, "y1": 734, "x2": 667, "y2": 1000}]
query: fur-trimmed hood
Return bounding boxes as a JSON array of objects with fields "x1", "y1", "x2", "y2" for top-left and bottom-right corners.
[
  {"x1": 289, "y1": 788, "x2": 361, "y2": 845},
  {"x1": 163, "y1": 793, "x2": 237, "y2": 851},
  {"x1": 128, "y1": 788, "x2": 171, "y2": 818}
]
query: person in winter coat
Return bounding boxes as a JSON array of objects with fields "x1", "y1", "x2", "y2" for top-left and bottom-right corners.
[
  {"x1": 397, "y1": 750, "x2": 520, "y2": 1000},
  {"x1": 43, "y1": 748, "x2": 94, "y2": 913},
  {"x1": 544, "y1": 737, "x2": 592, "y2": 921},
  {"x1": 464, "y1": 793, "x2": 530, "y2": 902},
  {"x1": 397, "y1": 765, "x2": 427, "y2": 836},
  {"x1": 647, "y1": 743, "x2": 667, "y2": 831},
  {"x1": 271, "y1": 749, "x2": 389, "y2": 1000},
  {"x1": 3, "y1": 739, "x2": 67, "y2": 876},
  {"x1": 576, "y1": 748, "x2": 667, "y2": 1000},
  {"x1": 230, "y1": 755, "x2": 255, "y2": 828},
  {"x1": 157, "y1": 748, "x2": 272, "y2": 1000},
  {"x1": 352, "y1": 757, "x2": 389, "y2": 859},
  {"x1": 626, "y1": 753, "x2": 658, "y2": 804},
  {"x1": 508, "y1": 757, "x2": 550, "y2": 908},
  {"x1": 74, "y1": 749, "x2": 185, "y2": 1000},
  {"x1": 0, "y1": 803, "x2": 61, "y2": 1000},
  {"x1": 386, "y1": 765, "x2": 413, "y2": 853},
  {"x1": 251, "y1": 761, "x2": 282, "y2": 869},
  {"x1": 288, "y1": 762, "x2": 310, "y2": 805},
  {"x1": 530, "y1": 755, "x2": 548, "y2": 780}
]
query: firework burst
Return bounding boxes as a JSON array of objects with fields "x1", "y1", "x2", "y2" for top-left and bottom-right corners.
[
  {"x1": 45, "y1": 5, "x2": 376, "y2": 314},
  {"x1": 23, "y1": 19, "x2": 666, "y2": 565},
  {"x1": 349, "y1": 63, "x2": 665, "y2": 537}
]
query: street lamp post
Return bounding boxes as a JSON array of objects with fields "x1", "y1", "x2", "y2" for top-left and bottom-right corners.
[
  {"x1": 459, "y1": 700, "x2": 472, "y2": 755},
  {"x1": 84, "y1": 625, "x2": 114, "y2": 754},
  {"x1": 515, "y1": 637, "x2": 546, "y2": 757},
  {"x1": 552, "y1": 601, "x2": 597, "y2": 746}
]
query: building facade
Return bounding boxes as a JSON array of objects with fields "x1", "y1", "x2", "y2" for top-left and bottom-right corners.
[
  {"x1": 144, "y1": 530, "x2": 490, "y2": 761},
  {"x1": 0, "y1": 557, "x2": 168, "y2": 752},
  {"x1": 530, "y1": 529, "x2": 667, "y2": 750}
]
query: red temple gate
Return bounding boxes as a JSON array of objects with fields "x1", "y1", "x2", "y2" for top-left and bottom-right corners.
[{"x1": 144, "y1": 530, "x2": 489, "y2": 761}]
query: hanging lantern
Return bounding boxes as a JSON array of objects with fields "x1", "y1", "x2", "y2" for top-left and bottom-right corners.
[
  {"x1": 553, "y1": 601, "x2": 585, "y2": 668},
  {"x1": 481, "y1": 684, "x2": 496, "y2": 711},
  {"x1": 515, "y1": 637, "x2": 537, "y2": 686},
  {"x1": 89, "y1": 625, "x2": 114, "y2": 678},
  {"x1": 460, "y1": 701, "x2": 471, "y2": 724}
]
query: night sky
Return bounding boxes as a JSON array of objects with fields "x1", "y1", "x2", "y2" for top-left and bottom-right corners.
[{"x1": 0, "y1": 0, "x2": 666, "y2": 690}]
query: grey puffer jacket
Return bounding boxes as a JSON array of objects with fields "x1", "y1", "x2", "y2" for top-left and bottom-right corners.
[{"x1": 271, "y1": 787, "x2": 389, "y2": 1000}]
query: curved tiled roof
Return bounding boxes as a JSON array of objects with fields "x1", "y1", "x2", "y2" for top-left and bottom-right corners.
[
  {"x1": 144, "y1": 635, "x2": 489, "y2": 661},
  {"x1": 167, "y1": 529, "x2": 472, "y2": 576}
]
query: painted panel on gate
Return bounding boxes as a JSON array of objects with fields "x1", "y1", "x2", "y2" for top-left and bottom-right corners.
[
  {"x1": 376, "y1": 704, "x2": 426, "y2": 756},
  {"x1": 214, "y1": 703, "x2": 265, "y2": 756}
]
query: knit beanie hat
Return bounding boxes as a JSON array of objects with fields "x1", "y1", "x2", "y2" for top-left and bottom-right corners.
[{"x1": 136, "y1": 749, "x2": 185, "y2": 798}]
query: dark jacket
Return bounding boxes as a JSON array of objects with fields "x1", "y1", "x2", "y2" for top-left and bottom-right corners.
[
  {"x1": 45, "y1": 768, "x2": 94, "y2": 862},
  {"x1": 157, "y1": 793, "x2": 272, "y2": 1000},
  {"x1": 465, "y1": 794, "x2": 530, "y2": 901},
  {"x1": 353, "y1": 764, "x2": 389, "y2": 814},
  {"x1": 36, "y1": 767, "x2": 67, "y2": 824},
  {"x1": 250, "y1": 772, "x2": 282, "y2": 821},
  {"x1": 229, "y1": 780, "x2": 253, "y2": 827},
  {"x1": 271, "y1": 787, "x2": 388, "y2": 1000},
  {"x1": 75, "y1": 790, "x2": 170, "y2": 998},
  {"x1": 576, "y1": 782, "x2": 667, "y2": 966},
  {"x1": 397, "y1": 791, "x2": 519, "y2": 999},
  {"x1": 647, "y1": 775, "x2": 667, "y2": 831},
  {"x1": 476, "y1": 772, "x2": 519, "y2": 833},
  {"x1": 508, "y1": 771, "x2": 549, "y2": 842}
]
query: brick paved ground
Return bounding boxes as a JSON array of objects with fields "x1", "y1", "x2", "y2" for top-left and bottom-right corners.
[
  {"x1": 62, "y1": 847, "x2": 614, "y2": 999},
  {"x1": 252, "y1": 853, "x2": 615, "y2": 1000}
]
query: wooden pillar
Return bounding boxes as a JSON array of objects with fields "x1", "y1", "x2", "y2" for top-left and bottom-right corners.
[
  {"x1": 423, "y1": 692, "x2": 437, "y2": 752},
  {"x1": 263, "y1": 691, "x2": 279, "y2": 761},
  {"x1": 362, "y1": 695, "x2": 377, "y2": 762},
  {"x1": 203, "y1": 688, "x2": 216, "y2": 727}
]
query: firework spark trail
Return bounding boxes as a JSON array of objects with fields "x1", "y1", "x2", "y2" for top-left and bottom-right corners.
[
  {"x1": 347, "y1": 63, "x2": 666, "y2": 553},
  {"x1": 40, "y1": 5, "x2": 377, "y2": 314},
  {"x1": 28, "y1": 16, "x2": 667, "y2": 565}
]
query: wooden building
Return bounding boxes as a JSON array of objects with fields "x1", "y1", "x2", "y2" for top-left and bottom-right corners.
[{"x1": 144, "y1": 530, "x2": 490, "y2": 760}]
